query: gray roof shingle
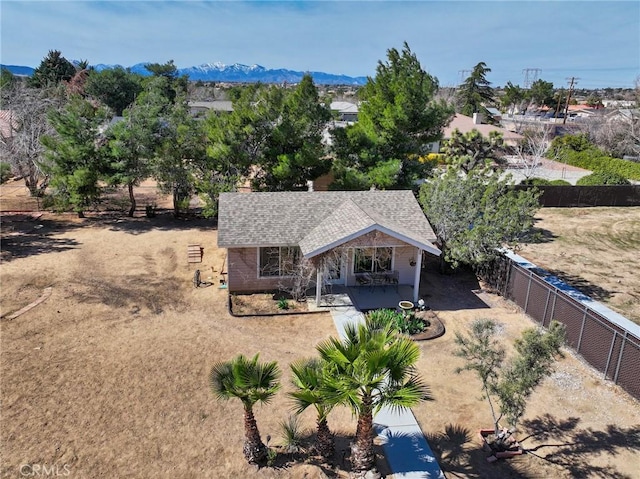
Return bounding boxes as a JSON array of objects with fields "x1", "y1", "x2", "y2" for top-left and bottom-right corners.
[{"x1": 217, "y1": 191, "x2": 439, "y2": 256}]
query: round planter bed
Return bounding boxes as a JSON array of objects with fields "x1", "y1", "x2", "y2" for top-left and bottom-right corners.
[{"x1": 410, "y1": 311, "x2": 445, "y2": 340}]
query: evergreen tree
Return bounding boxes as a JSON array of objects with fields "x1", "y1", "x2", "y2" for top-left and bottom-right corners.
[
  {"x1": 29, "y1": 50, "x2": 76, "y2": 88},
  {"x1": 85, "y1": 67, "x2": 143, "y2": 116},
  {"x1": 153, "y1": 86, "x2": 204, "y2": 216},
  {"x1": 527, "y1": 79, "x2": 555, "y2": 108},
  {"x1": 104, "y1": 79, "x2": 167, "y2": 216},
  {"x1": 418, "y1": 161, "x2": 540, "y2": 271},
  {"x1": 254, "y1": 74, "x2": 332, "y2": 191},
  {"x1": 500, "y1": 81, "x2": 526, "y2": 115},
  {"x1": 42, "y1": 95, "x2": 110, "y2": 217},
  {"x1": 456, "y1": 62, "x2": 495, "y2": 122},
  {"x1": 331, "y1": 42, "x2": 453, "y2": 189}
]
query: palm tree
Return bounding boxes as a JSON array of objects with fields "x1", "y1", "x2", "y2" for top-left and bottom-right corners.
[
  {"x1": 316, "y1": 316, "x2": 431, "y2": 473},
  {"x1": 289, "y1": 358, "x2": 335, "y2": 459},
  {"x1": 210, "y1": 354, "x2": 281, "y2": 465}
]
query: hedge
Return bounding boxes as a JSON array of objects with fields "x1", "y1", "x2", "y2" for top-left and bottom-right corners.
[
  {"x1": 560, "y1": 149, "x2": 640, "y2": 180},
  {"x1": 549, "y1": 135, "x2": 640, "y2": 181}
]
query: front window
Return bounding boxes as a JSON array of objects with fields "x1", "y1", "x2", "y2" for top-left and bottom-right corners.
[
  {"x1": 353, "y1": 247, "x2": 392, "y2": 273},
  {"x1": 259, "y1": 246, "x2": 301, "y2": 277}
]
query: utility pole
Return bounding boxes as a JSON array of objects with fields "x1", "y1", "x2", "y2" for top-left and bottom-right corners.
[
  {"x1": 563, "y1": 77, "x2": 579, "y2": 125},
  {"x1": 522, "y1": 68, "x2": 542, "y2": 89}
]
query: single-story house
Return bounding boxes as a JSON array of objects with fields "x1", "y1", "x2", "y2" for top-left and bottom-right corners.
[
  {"x1": 217, "y1": 190, "x2": 441, "y2": 305},
  {"x1": 329, "y1": 101, "x2": 359, "y2": 122},
  {"x1": 188, "y1": 100, "x2": 234, "y2": 116},
  {"x1": 429, "y1": 113, "x2": 524, "y2": 153}
]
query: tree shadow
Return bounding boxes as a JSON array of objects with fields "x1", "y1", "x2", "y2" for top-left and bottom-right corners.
[
  {"x1": 0, "y1": 216, "x2": 81, "y2": 263},
  {"x1": 421, "y1": 259, "x2": 491, "y2": 311},
  {"x1": 520, "y1": 413, "x2": 640, "y2": 479},
  {"x1": 542, "y1": 269, "x2": 613, "y2": 302},
  {"x1": 85, "y1": 210, "x2": 216, "y2": 235},
  {"x1": 525, "y1": 226, "x2": 558, "y2": 244},
  {"x1": 262, "y1": 430, "x2": 391, "y2": 478},
  {"x1": 425, "y1": 423, "x2": 534, "y2": 479}
]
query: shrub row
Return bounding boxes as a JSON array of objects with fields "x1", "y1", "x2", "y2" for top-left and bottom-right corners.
[
  {"x1": 548, "y1": 134, "x2": 640, "y2": 181},
  {"x1": 561, "y1": 149, "x2": 640, "y2": 181}
]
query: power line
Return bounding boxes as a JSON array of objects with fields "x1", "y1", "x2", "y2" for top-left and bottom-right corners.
[
  {"x1": 458, "y1": 69, "x2": 471, "y2": 85},
  {"x1": 522, "y1": 68, "x2": 542, "y2": 89}
]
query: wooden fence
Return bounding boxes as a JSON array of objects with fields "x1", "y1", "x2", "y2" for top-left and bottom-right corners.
[{"x1": 513, "y1": 185, "x2": 640, "y2": 207}]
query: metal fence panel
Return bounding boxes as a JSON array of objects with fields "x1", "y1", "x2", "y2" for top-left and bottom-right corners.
[
  {"x1": 497, "y1": 260, "x2": 640, "y2": 401},
  {"x1": 525, "y1": 275, "x2": 551, "y2": 324},
  {"x1": 578, "y1": 313, "x2": 617, "y2": 372},
  {"x1": 616, "y1": 338, "x2": 640, "y2": 399}
]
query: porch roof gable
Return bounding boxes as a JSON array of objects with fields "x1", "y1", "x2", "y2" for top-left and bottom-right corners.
[{"x1": 298, "y1": 199, "x2": 441, "y2": 257}]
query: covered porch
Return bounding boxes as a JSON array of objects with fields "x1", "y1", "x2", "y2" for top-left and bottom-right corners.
[{"x1": 309, "y1": 284, "x2": 417, "y2": 312}]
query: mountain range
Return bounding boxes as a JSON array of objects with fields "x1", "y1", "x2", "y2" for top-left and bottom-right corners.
[{"x1": 1, "y1": 62, "x2": 368, "y2": 86}]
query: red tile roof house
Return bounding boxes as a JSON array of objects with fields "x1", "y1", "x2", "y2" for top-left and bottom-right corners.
[
  {"x1": 217, "y1": 190, "x2": 441, "y2": 306},
  {"x1": 427, "y1": 113, "x2": 524, "y2": 153}
]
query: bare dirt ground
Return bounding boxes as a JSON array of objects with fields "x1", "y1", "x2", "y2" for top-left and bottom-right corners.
[
  {"x1": 518, "y1": 207, "x2": 640, "y2": 324},
  {"x1": 1, "y1": 209, "x2": 639, "y2": 479}
]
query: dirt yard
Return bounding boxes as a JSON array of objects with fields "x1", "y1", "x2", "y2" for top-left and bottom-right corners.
[
  {"x1": 1, "y1": 210, "x2": 639, "y2": 479},
  {"x1": 518, "y1": 207, "x2": 640, "y2": 324}
]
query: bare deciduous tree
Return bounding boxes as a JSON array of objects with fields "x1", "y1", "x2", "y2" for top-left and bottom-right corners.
[
  {"x1": 0, "y1": 83, "x2": 65, "y2": 196},
  {"x1": 511, "y1": 124, "x2": 556, "y2": 180},
  {"x1": 578, "y1": 112, "x2": 640, "y2": 160}
]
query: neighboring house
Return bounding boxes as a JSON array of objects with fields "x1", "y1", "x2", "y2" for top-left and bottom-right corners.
[
  {"x1": 431, "y1": 113, "x2": 524, "y2": 152},
  {"x1": 188, "y1": 100, "x2": 234, "y2": 116},
  {"x1": 329, "y1": 101, "x2": 359, "y2": 122},
  {"x1": 217, "y1": 190, "x2": 441, "y2": 305}
]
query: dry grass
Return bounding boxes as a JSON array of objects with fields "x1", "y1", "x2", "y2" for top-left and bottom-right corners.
[
  {"x1": 519, "y1": 207, "x2": 640, "y2": 324},
  {"x1": 1, "y1": 209, "x2": 639, "y2": 479}
]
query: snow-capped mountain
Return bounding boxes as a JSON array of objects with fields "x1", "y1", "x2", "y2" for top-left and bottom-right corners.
[{"x1": 39, "y1": 61, "x2": 368, "y2": 85}]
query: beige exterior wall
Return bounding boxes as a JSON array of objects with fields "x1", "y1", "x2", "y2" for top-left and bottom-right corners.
[
  {"x1": 227, "y1": 236, "x2": 429, "y2": 293},
  {"x1": 227, "y1": 247, "x2": 291, "y2": 293}
]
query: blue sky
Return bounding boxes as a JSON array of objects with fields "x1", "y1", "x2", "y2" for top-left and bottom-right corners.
[{"x1": 1, "y1": 0, "x2": 638, "y2": 88}]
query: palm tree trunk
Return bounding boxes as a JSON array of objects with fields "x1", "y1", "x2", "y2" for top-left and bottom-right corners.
[
  {"x1": 352, "y1": 395, "x2": 375, "y2": 472},
  {"x1": 316, "y1": 417, "x2": 334, "y2": 460},
  {"x1": 243, "y1": 405, "x2": 267, "y2": 465}
]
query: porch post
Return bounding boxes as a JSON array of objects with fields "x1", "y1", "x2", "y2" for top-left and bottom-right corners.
[
  {"x1": 413, "y1": 248, "x2": 422, "y2": 303},
  {"x1": 316, "y1": 267, "x2": 322, "y2": 307}
]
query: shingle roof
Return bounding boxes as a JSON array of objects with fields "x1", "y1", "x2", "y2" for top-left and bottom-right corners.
[{"x1": 218, "y1": 191, "x2": 440, "y2": 257}]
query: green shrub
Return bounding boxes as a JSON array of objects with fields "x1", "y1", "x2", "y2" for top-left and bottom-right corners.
[
  {"x1": 520, "y1": 178, "x2": 552, "y2": 186},
  {"x1": 366, "y1": 308, "x2": 426, "y2": 335},
  {"x1": 576, "y1": 171, "x2": 631, "y2": 186},
  {"x1": 549, "y1": 133, "x2": 592, "y2": 154},
  {"x1": 548, "y1": 134, "x2": 640, "y2": 181},
  {"x1": 277, "y1": 298, "x2": 289, "y2": 310},
  {"x1": 0, "y1": 162, "x2": 12, "y2": 183},
  {"x1": 520, "y1": 178, "x2": 571, "y2": 186},
  {"x1": 279, "y1": 415, "x2": 303, "y2": 453}
]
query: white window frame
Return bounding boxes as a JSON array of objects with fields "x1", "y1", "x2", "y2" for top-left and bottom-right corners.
[{"x1": 352, "y1": 246, "x2": 394, "y2": 274}]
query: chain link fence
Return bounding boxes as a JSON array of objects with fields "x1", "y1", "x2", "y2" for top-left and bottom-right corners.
[{"x1": 483, "y1": 254, "x2": 640, "y2": 400}]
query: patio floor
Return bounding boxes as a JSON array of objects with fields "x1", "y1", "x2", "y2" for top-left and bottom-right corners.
[{"x1": 310, "y1": 284, "x2": 416, "y2": 312}]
